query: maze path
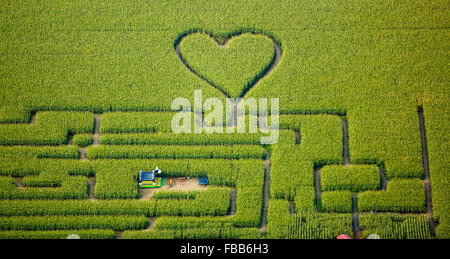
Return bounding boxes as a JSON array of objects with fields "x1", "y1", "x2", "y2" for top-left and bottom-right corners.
[
  {"x1": 174, "y1": 31, "x2": 282, "y2": 99},
  {"x1": 418, "y1": 107, "x2": 435, "y2": 236},
  {"x1": 0, "y1": 111, "x2": 436, "y2": 239}
]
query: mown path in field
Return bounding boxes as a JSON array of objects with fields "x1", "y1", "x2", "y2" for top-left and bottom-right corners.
[
  {"x1": 418, "y1": 107, "x2": 436, "y2": 237},
  {"x1": 342, "y1": 119, "x2": 361, "y2": 239},
  {"x1": 229, "y1": 189, "x2": 237, "y2": 216},
  {"x1": 82, "y1": 114, "x2": 102, "y2": 199},
  {"x1": 174, "y1": 32, "x2": 282, "y2": 100},
  {"x1": 260, "y1": 149, "x2": 271, "y2": 234}
]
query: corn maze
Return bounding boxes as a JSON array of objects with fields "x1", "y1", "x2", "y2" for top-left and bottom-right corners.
[{"x1": 0, "y1": 0, "x2": 448, "y2": 239}]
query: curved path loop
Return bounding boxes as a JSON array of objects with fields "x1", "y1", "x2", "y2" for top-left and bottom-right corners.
[{"x1": 174, "y1": 32, "x2": 282, "y2": 127}]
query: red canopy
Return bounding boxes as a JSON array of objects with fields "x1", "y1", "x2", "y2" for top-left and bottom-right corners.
[{"x1": 337, "y1": 234, "x2": 352, "y2": 239}]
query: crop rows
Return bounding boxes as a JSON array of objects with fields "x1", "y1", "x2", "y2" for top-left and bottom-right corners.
[
  {"x1": 360, "y1": 213, "x2": 431, "y2": 239},
  {"x1": 0, "y1": 188, "x2": 229, "y2": 217},
  {"x1": 86, "y1": 145, "x2": 265, "y2": 160},
  {"x1": 320, "y1": 165, "x2": 381, "y2": 192},
  {"x1": 0, "y1": 229, "x2": 116, "y2": 239},
  {"x1": 122, "y1": 226, "x2": 262, "y2": 239},
  {"x1": 0, "y1": 176, "x2": 88, "y2": 200},
  {"x1": 0, "y1": 112, "x2": 93, "y2": 145},
  {"x1": 267, "y1": 199, "x2": 353, "y2": 239},
  {"x1": 0, "y1": 215, "x2": 148, "y2": 231},
  {"x1": 358, "y1": 179, "x2": 426, "y2": 213},
  {"x1": 270, "y1": 115, "x2": 342, "y2": 200}
]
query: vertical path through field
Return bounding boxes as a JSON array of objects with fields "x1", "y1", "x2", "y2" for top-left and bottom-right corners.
[
  {"x1": 93, "y1": 114, "x2": 101, "y2": 145},
  {"x1": 81, "y1": 113, "x2": 102, "y2": 200},
  {"x1": 417, "y1": 107, "x2": 436, "y2": 237},
  {"x1": 314, "y1": 168, "x2": 322, "y2": 213},
  {"x1": 233, "y1": 101, "x2": 240, "y2": 127},
  {"x1": 29, "y1": 111, "x2": 36, "y2": 124},
  {"x1": 229, "y1": 189, "x2": 237, "y2": 216},
  {"x1": 341, "y1": 118, "x2": 361, "y2": 239},
  {"x1": 13, "y1": 177, "x2": 25, "y2": 189},
  {"x1": 260, "y1": 149, "x2": 271, "y2": 234}
]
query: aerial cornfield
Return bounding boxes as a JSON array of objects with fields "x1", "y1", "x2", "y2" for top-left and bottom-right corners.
[{"x1": 0, "y1": 0, "x2": 448, "y2": 244}]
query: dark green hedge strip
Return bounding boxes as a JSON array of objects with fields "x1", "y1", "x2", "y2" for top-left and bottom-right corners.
[
  {"x1": 0, "y1": 146, "x2": 79, "y2": 159},
  {"x1": 321, "y1": 165, "x2": 381, "y2": 192},
  {"x1": 294, "y1": 187, "x2": 316, "y2": 214},
  {"x1": 0, "y1": 215, "x2": 148, "y2": 231},
  {"x1": 100, "y1": 132, "x2": 263, "y2": 146},
  {"x1": 0, "y1": 229, "x2": 115, "y2": 239},
  {"x1": 100, "y1": 112, "x2": 180, "y2": 134},
  {"x1": 0, "y1": 111, "x2": 93, "y2": 145},
  {"x1": 86, "y1": 145, "x2": 265, "y2": 160},
  {"x1": 0, "y1": 188, "x2": 230, "y2": 217},
  {"x1": 0, "y1": 176, "x2": 88, "y2": 199},
  {"x1": 152, "y1": 190, "x2": 197, "y2": 200},
  {"x1": 320, "y1": 191, "x2": 352, "y2": 213},
  {"x1": 121, "y1": 226, "x2": 262, "y2": 239}
]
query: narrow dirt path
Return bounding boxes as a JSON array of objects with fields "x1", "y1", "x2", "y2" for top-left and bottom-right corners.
[
  {"x1": 114, "y1": 231, "x2": 123, "y2": 239},
  {"x1": 288, "y1": 202, "x2": 295, "y2": 215},
  {"x1": 341, "y1": 119, "x2": 350, "y2": 165},
  {"x1": 79, "y1": 148, "x2": 87, "y2": 160},
  {"x1": 92, "y1": 114, "x2": 101, "y2": 145},
  {"x1": 174, "y1": 32, "x2": 282, "y2": 99},
  {"x1": 341, "y1": 118, "x2": 362, "y2": 238},
  {"x1": 88, "y1": 177, "x2": 96, "y2": 200},
  {"x1": 379, "y1": 168, "x2": 388, "y2": 191},
  {"x1": 295, "y1": 131, "x2": 301, "y2": 144},
  {"x1": 139, "y1": 188, "x2": 154, "y2": 200},
  {"x1": 233, "y1": 101, "x2": 239, "y2": 127},
  {"x1": 13, "y1": 177, "x2": 25, "y2": 189},
  {"x1": 67, "y1": 135, "x2": 74, "y2": 145},
  {"x1": 78, "y1": 113, "x2": 101, "y2": 160},
  {"x1": 229, "y1": 189, "x2": 237, "y2": 216},
  {"x1": 259, "y1": 149, "x2": 271, "y2": 233},
  {"x1": 314, "y1": 167, "x2": 322, "y2": 213},
  {"x1": 146, "y1": 218, "x2": 156, "y2": 230},
  {"x1": 417, "y1": 107, "x2": 436, "y2": 237},
  {"x1": 29, "y1": 112, "x2": 36, "y2": 124},
  {"x1": 352, "y1": 194, "x2": 361, "y2": 238}
]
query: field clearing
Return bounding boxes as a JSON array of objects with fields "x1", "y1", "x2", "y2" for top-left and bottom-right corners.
[{"x1": 0, "y1": 0, "x2": 448, "y2": 239}]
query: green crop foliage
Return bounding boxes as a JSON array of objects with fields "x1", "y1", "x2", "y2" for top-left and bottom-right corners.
[
  {"x1": 0, "y1": 146, "x2": 79, "y2": 159},
  {"x1": 320, "y1": 191, "x2": 353, "y2": 213},
  {"x1": 321, "y1": 165, "x2": 381, "y2": 192},
  {"x1": 287, "y1": 213, "x2": 353, "y2": 239},
  {"x1": 100, "y1": 132, "x2": 264, "y2": 146},
  {"x1": 358, "y1": 179, "x2": 426, "y2": 213},
  {"x1": 0, "y1": 0, "x2": 447, "y2": 239},
  {"x1": 234, "y1": 186, "x2": 263, "y2": 227},
  {"x1": 0, "y1": 112, "x2": 93, "y2": 145},
  {"x1": 0, "y1": 229, "x2": 116, "y2": 239},
  {"x1": 0, "y1": 215, "x2": 148, "y2": 231},
  {"x1": 267, "y1": 199, "x2": 291, "y2": 239},
  {"x1": 86, "y1": 145, "x2": 265, "y2": 160},
  {"x1": 72, "y1": 134, "x2": 93, "y2": 147},
  {"x1": 359, "y1": 213, "x2": 431, "y2": 239},
  {"x1": 101, "y1": 112, "x2": 184, "y2": 134},
  {"x1": 0, "y1": 176, "x2": 88, "y2": 199},
  {"x1": 179, "y1": 32, "x2": 275, "y2": 98},
  {"x1": 0, "y1": 188, "x2": 229, "y2": 217},
  {"x1": 294, "y1": 187, "x2": 316, "y2": 214},
  {"x1": 152, "y1": 190, "x2": 197, "y2": 200},
  {"x1": 423, "y1": 92, "x2": 449, "y2": 237}
]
